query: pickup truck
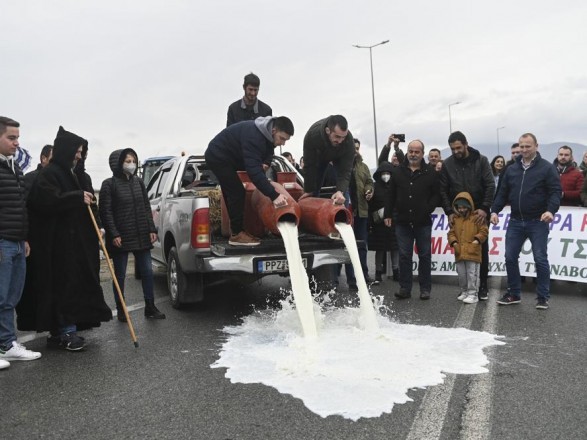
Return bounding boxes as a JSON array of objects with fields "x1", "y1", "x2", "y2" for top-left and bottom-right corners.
[{"x1": 145, "y1": 154, "x2": 352, "y2": 308}]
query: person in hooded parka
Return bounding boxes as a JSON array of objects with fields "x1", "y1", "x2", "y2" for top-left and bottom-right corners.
[
  {"x1": 17, "y1": 126, "x2": 112, "y2": 351},
  {"x1": 98, "y1": 148, "x2": 164, "y2": 321},
  {"x1": 368, "y1": 161, "x2": 399, "y2": 283}
]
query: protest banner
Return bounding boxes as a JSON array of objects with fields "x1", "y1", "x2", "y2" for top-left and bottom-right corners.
[{"x1": 414, "y1": 207, "x2": 587, "y2": 283}]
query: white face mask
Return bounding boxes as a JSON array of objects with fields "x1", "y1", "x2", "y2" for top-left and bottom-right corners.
[
  {"x1": 381, "y1": 173, "x2": 391, "y2": 183},
  {"x1": 123, "y1": 163, "x2": 137, "y2": 175}
]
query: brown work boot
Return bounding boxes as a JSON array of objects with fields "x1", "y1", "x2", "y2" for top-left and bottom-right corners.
[{"x1": 229, "y1": 231, "x2": 261, "y2": 246}]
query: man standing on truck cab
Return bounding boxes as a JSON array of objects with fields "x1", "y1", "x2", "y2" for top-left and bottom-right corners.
[
  {"x1": 205, "y1": 116, "x2": 294, "y2": 246},
  {"x1": 226, "y1": 73, "x2": 273, "y2": 127}
]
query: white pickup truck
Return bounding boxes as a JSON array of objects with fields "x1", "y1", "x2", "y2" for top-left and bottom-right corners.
[{"x1": 145, "y1": 154, "x2": 353, "y2": 308}]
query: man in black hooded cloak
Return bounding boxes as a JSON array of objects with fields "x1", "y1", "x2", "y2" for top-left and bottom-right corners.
[{"x1": 18, "y1": 126, "x2": 112, "y2": 351}]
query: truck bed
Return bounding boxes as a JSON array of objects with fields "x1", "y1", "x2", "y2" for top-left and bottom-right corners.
[{"x1": 210, "y1": 233, "x2": 361, "y2": 256}]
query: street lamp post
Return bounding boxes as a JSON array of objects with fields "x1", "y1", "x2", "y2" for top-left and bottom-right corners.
[
  {"x1": 353, "y1": 40, "x2": 389, "y2": 162},
  {"x1": 448, "y1": 101, "x2": 461, "y2": 134},
  {"x1": 496, "y1": 126, "x2": 505, "y2": 156}
]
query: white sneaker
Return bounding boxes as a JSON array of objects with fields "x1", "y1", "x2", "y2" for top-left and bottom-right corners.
[
  {"x1": 0, "y1": 359, "x2": 10, "y2": 370},
  {"x1": 0, "y1": 341, "x2": 42, "y2": 361},
  {"x1": 463, "y1": 294, "x2": 479, "y2": 304},
  {"x1": 457, "y1": 292, "x2": 467, "y2": 301}
]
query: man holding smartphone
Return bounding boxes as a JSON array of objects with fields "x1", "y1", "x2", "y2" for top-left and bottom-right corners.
[{"x1": 378, "y1": 133, "x2": 405, "y2": 165}]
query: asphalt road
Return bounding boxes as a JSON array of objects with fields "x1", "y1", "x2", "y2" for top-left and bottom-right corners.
[{"x1": 3, "y1": 258, "x2": 586, "y2": 440}]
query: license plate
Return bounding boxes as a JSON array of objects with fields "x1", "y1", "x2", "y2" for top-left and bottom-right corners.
[{"x1": 256, "y1": 258, "x2": 307, "y2": 273}]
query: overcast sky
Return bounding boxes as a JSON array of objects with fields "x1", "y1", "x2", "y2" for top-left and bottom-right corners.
[{"x1": 3, "y1": 0, "x2": 586, "y2": 184}]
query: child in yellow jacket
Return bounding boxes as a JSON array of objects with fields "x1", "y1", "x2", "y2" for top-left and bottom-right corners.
[{"x1": 448, "y1": 192, "x2": 489, "y2": 304}]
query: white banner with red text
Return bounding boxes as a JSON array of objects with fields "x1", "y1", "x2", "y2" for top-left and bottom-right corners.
[{"x1": 410, "y1": 206, "x2": 587, "y2": 283}]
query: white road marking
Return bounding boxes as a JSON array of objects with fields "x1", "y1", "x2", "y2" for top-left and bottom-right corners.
[
  {"x1": 406, "y1": 305, "x2": 476, "y2": 440},
  {"x1": 407, "y1": 277, "x2": 501, "y2": 440},
  {"x1": 458, "y1": 282, "x2": 500, "y2": 440}
]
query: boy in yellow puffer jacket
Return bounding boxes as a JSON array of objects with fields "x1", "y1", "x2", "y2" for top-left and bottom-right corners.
[{"x1": 448, "y1": 192, "x2": 489, "y2": 304}]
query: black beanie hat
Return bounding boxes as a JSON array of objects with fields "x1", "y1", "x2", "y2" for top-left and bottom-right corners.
[{"x1": 455, "y1": 198, "x2": 472, "y2": 209}]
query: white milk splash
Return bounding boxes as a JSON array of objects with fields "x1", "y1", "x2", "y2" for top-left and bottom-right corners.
[
  {"x1": 212, "y1": 221, "x2": 505, "y2": 421},
  {"x1": 212, "y1": 300, "x2": 505, "y2": 420},
  {"x1": 335, "y1": 222, "x2": 379, "y2": 331}
]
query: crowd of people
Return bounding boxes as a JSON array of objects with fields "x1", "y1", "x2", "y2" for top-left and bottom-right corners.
[
  {"x1": 273, "y1": 116, "x2": 581, "y2": 311},
  {"x1": 365, "y1": 131, "x2": 581, "y2": 310},
  {"x1": 0, "y1": 118, "x2": 164, "y2": 369},
  {"x1": 1, "y1": 71, "x2": 585, "y2": 370}
]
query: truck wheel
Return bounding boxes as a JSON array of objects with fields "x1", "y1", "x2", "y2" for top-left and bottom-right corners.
[
  {"x1": 310, "y1": 264, "x2": 338, "y2": 292},
  {"x1": 167, "y1": 246, "x2": 204, "y2": 308}
]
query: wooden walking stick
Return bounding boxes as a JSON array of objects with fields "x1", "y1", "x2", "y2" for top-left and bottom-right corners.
[{"x1": 87, "y1": 205, "x2": 139, "y2": 348}]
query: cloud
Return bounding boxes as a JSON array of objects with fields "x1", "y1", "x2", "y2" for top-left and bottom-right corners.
[{"x1": 3, "y1": 0, "x2": 586, "y2": 182}]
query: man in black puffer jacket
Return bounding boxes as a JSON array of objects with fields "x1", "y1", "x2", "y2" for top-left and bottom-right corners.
[
  {"x1": 440, "y1": 131, "x2": 495, "y2": 300},
  {"x1": 0, "y1": 116, "x2": 42, "y2": 366},
  {"x1": 384, "y1": 140, "x2": 440, "y2": 300},
  {"x1": 99, "y1": 148, "x2": 164, "y2": 320}
]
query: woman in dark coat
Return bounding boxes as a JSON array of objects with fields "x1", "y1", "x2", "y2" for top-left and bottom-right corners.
[
  {"x1": 99, "y1": 148, "x2": 164, "y2": 321},
  {"x1": 368, "y1": 162, "x2": 399, "y2": 282},
  {"x1": 18, "y1": 126, "x2": 112, "y2": 351},
  {"x1": 490, "y1": 155, "x2": 506, "y2": 195}
]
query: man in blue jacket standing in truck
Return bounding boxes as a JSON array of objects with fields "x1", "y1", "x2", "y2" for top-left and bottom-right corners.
[
  {"x1": 205, "y1": 116, "x2": 294, "y2": 246},
  {"x1": 490, "y1": 132, "x2": 561, "y2": 310}
]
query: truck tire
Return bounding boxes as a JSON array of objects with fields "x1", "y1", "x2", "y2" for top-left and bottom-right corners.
[
  {"x1": 167, "y1": 246, "x2": 205, "y2": 308},
  {"x1": 310, "y1": 263, "x2": 338, "y2": 292}
]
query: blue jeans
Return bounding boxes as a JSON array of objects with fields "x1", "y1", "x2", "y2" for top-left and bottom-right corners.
[
  {"x1": 395, "y1": 224, "x2": 432, "y2": 293},
  {"x1": 0, "y1": 239, "x2": 26, "y2": 350},
  {"x1": 50, "y1": 324, "x2": 77, "y2": 338},
  {"x1": 505, "y1": 218, "x2": 550, "y2": 300},
  {"x1": 345, "y1": 216, "x2": 369, "y2": 283},
  {"x1": 112, "y1": 250, "x2": 154, "y2": 304}
]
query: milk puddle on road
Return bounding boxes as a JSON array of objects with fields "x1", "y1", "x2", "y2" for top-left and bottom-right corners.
[{"x1": 212, "y1": 222, "x2": 505, "y2": 421}]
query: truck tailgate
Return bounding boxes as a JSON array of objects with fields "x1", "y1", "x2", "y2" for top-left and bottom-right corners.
[{"x1": 210, "y1": 234, "x2": 363, "y2": 256}]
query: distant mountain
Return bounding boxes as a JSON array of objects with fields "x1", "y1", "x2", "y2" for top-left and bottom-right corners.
[
  {"x1": 459, "y1": 142, "x2": 587, "y2": 163},
  {"x1": 369, "y1": 142, "x2": 587, "y2": 174}
]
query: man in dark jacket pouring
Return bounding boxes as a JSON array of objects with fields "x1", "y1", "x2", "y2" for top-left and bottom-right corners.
[
  {"x1": 205, "y1": 116, "x2": 294, "y2": 246},
  {"x1": 301, "y1": 115, "x2": 355, "y2": 205}
]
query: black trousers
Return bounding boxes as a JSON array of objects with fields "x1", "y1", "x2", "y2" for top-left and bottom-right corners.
[
  {"x1": 208, "y1": 159, "x2": 245, "y2": 235},
  {"x1": 480, "y1": 216, "x2": 490, "y2": 287},
  {"x1": 481, "y1": 237, "x2": 488, "y2": 286}
]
